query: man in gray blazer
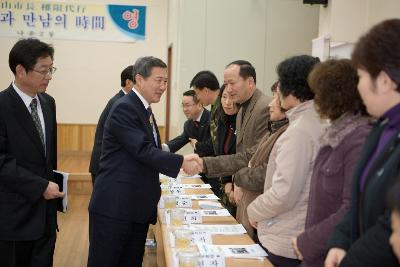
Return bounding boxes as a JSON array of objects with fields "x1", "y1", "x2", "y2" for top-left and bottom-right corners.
[{"x1": 223, "y1": 60, "x2": 270, "y2": 236}]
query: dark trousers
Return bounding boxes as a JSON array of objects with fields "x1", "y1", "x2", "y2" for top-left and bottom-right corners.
[
  {"x1": 87, "y1": 212, "x2": 149, "y2": 267},
  {"x1": 256, "y1": 234, "x2": 301, "y2": 267},
  {"x1": 266, "y1": 250, "x2": 301, "y2": 267},
  {"x1": 0, "y1": 216, "x2": 57, "y2": 267},
  {"x1": 91, "y1": 173, "x2": 96, "y2": 186}
]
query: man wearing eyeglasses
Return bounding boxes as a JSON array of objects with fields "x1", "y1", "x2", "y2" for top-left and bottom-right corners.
[
  {"x1": 0, "y1": 38, "x2": 63, "y2": 267},
  {"x1": 161, "y1": 90, "x2": 211, "y2": 155}
]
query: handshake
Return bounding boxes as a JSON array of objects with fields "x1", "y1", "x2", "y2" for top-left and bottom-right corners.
[{"x1": 181, "y1": 153, "x2": 204, "y2": 176}]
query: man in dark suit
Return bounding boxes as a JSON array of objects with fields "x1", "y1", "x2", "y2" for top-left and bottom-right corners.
[
  {"x1": 87, "y1": 56, "x2": 201, "y2": 267},
  {"x1": 89, "y1": 65, "x2": 134, "y2": 184},
  {"x1": 162, "y1": 90, "x2": 211, "y2": 155},
  {"x1": 0, "y1": 38, "x2": 64, "y2": 267}
]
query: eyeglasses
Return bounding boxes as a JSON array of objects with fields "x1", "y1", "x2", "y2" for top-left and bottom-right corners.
[{"x1": 32, "y1": 67, "x2": 57, "y2": 76}]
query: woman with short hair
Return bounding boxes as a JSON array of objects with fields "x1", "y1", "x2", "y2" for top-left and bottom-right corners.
[
  {"x1": 325, "y1": 19, "x2": 400, "y2": 267},
  {"x1": 292, "y1": 59, "x2": 372, "y2": 267}
]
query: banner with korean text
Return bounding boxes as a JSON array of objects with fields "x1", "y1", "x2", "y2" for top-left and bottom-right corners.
[{"x1": 0, "y1": 1, "x2": 146, "y2": 42}]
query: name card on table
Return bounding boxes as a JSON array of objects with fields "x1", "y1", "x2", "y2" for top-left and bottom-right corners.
[
  {"x1": 160, "y1": 184, "x2": 186, "y2": 195},
  {"x1": 176, "y1": 196, "x2": 192, "y2": 208},
  {"x1": 168, "y1": 230, "x2": 213, "y2": 247},
  {"x1": 164, "y1": 209, "x2": 202, "y2": 225},
  {"x1": 171, "y1": 248, "x2": 225, "y2": 267},
  {"x1": 159, "y1": 196, "x2": 192, "y2": 210},
  {"x1": 191, "y1": 230, "x2": 212, "y2": 244},
  {"x1": 184, "y1": 210, "x2": 202, "y2": 224},
  {"x1": 170, "y1": 187, "x2": 185, "y2": 195},
  {"x1": 198, "y1": 254, "x2": 226, "y2": 267}
]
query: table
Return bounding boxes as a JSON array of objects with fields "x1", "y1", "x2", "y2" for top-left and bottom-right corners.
[{"x1": 154, "y1": 177, "x2": 273, "y2": 267}]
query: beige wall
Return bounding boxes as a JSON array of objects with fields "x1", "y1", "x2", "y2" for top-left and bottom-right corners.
[
  {"x1": 1, "y1": 0, "x2": 321, "y2": 139},
  {"x1": 0, "y1": 0, "x2": 168, "y2": 124},
  {"x1": 167, "y1": 0, "x2": 319, "y2": 154},
  {"x1": 319, "y1": 0, "x2": 400, "y2": 43}
]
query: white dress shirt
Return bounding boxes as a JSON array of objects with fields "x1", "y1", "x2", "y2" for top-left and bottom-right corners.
[
  {"x1": 132, "y1": 88, "x2": 158, "y2": 146},
  {"x1": 12, "y1": 82, "x2": 46, "y2": 148}
]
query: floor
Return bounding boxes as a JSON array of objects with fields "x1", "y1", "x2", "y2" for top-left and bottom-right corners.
[{"x1": 53, "y1": 153, "x2": 158, "y2": 267}]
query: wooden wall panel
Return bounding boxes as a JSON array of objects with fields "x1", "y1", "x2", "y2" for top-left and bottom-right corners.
[
  {"x1": 79, "y1": 125, "x2": 96, "y2": 152},
  {"x1": 58, "y1": 124, "x2": 165, "y2": 153},
  {"x1": 57, "y1": 124, "x2": 80, "y2": 152}
]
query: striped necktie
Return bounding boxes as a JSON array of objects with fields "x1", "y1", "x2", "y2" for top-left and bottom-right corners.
[
  {"x1": 30, "y1": 98, "x2": 45, "y2": 147},
  {"x1": 147, "y1": 106, "x2": 158, "y2": 146}
]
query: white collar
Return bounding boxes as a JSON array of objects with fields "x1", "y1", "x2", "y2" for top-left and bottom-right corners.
[
  {"x1": 12, "y1": 81, "x2": 39, "y2": 109},
  {"x1": 132, "y1": 88, "x2": 150, "y2": 109},
  {"x1": 195, "y1": 109, "x2": 204, "y2": 122}
]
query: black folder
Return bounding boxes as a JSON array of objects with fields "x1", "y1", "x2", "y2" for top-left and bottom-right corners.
[{"x1": 53, "y1": 171, "x2": 67, "y2": 212}]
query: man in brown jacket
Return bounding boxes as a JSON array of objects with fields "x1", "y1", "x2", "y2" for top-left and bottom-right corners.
[{"x1": 221, "y1": 60, "x2": 270, "y2": 236}]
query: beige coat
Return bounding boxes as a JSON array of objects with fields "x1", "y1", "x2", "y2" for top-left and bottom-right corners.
[
  {"x1": 234, "y1": 88, "x2": 270, "y2": 236},
  {"x1": 247, "y1": 100, "x2": 329, "y2": 259},
  {"x1": 204, "y1": 121, "x2": 288, "y2": 237}
]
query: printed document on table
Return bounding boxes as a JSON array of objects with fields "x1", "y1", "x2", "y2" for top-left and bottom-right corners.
[
  {"x1": 189, "y1": 224, "x2": 247, "y2": 235},
  {"x1": 197, "y1": 243, "x2": 268, "y2": 259},
  {"x1": 184, "y1": 209, "x2": 230, "y2": 217},
  {"x1": 186, "y1": 194, "x2": 220, "y2": 200}
]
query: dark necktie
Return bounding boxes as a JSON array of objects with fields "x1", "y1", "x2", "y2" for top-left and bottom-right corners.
[
  {"x1": 223, "y1": 125, "x2": 234, "y2": 154},
  {"x1": 30, "y1": 98, "x2": 45, "y2": 147},
  {"x1": 194, "y1": 121, "x2": 200, "y2": 128},
  {"x1": 147, "y1": 106, "x2": 158, "y2": 146},
  {"x1": 147, "y1": 106, "x2": 154, "y2": 126}
]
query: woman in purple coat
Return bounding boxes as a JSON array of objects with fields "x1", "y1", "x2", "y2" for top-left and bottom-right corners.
[{"x1": 292, "y1": 59, "x2": 372, "y2": 267}]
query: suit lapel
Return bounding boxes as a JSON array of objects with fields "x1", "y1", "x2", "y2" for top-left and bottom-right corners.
[
  {"x1": 349, "y1": 118, "x2": 387, "y2": 218},
  {"x1": 236, "y1": 89, "x2": 259, "y2": 146},
  {"x1": 129, "y1": 91, "x2": 160, "y2": 148},
  {"x1": 199, "y1": 108, "x2": 209, "y2": 124},
  {"x1": 117, "y1": 90, "x2": 125, "y2": 98},
  {"x1": 7, "y1": 87, "x2": 45, "y2": 157},
  {"x1": 38, "y1": 94, "x2": 53, "y2": 158},
  {"x1": 353, "y1": 121, "x2": 385, "y2": 184},
  {"x1": 363, "y1": 123, "x2": 400, "y2": 188},
  {"x1": 152, "y1": 114, "x2": 161, "y2": 148},
  {"x1": 236, "y1": 108, "x2": 243, "y2": 144},
  {"x1": 241, "y1": 89, "x2": 259, "y2": 131}
]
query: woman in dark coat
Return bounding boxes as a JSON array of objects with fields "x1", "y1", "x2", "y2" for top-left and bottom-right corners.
[
  {"x1": 190, "y1": 85, "x2": 239, "y2": 213},
  {"x1": 325, "y1": 19, "x2": 400, "y2": 267}
]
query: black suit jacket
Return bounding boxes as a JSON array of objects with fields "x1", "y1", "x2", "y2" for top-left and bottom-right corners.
[
  {"x1": 215, "y1": 115, "x2": 237, "y2": 157},
  {"x1": 329, "y1": 118, "x2": 400, "y2": 266},
  {"x1": 0, "y1": 84, "x2": 57, "y2": 241},
  {"x1": 166, "y1": 108, "x2": 211, "y2": 154},
  {"x1": 216, "y1": 114, "x2": 237, "y2": 184},
  {"x1": 89, "y1": 90, "x2": 125, "y2": 177},
  {"x1": 89, "y1": 90, "x2": 183, "y2": 224},
  {"x1": 195, "y1": 114, "x2": 237, "y2": 158}
]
